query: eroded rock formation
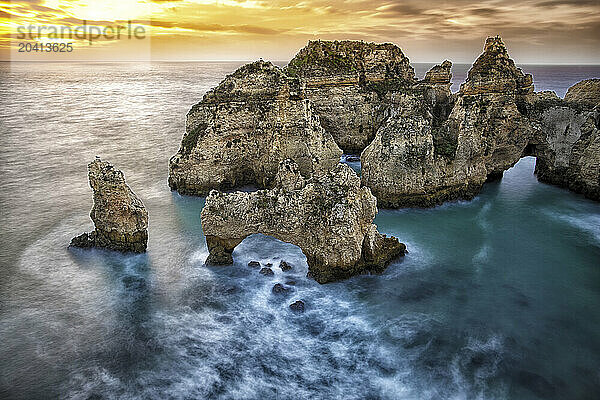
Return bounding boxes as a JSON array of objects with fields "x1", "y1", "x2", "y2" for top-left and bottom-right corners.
[
  {"x1": 362, "y1": 37, "x2": 599, "y2": 206},
  {"x1": 285, "y1": 40, "x2": 417, "y2": 153},
  {"x1": 170, "y1": 37, "x2": 599, "y2": 207},
  {"x1": 200, "y1": 159, "x2": 406, "y2": 283},
  {"x1": 168, "y1": 60, "x2": 341, "y2": 196},
  {"x1": 528, "y1": 84, "x2": 600, "y2": 200},
  {"x1": 70, "y1": 158, "x2": 148, "y2": 253},
  {"x1": 363, "y1": 36, "x2": 555, "y2": 207},
  {"x1": 564, "y1": 79, "x2": 600, "y2": 108}
]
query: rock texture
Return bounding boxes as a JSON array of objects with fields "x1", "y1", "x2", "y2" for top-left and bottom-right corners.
[
  {"x1": 362, "y1": 36, "x2": 600, "y2": 206},
  {"x1": 528, "y1": 87, "x2": 600, "y2": 200},
  {"x1": 564, "y1": 79, "x2": 600, "y2": 108},
  {"x1": 168, "y1": 60, "x2": 341, "y2": 196},
  {"x1": 201, "y1": 159, "x2": 406, "y2": 283},
  {"x1": 285, "y1": 40, "x2": 417, "y2": 153},
  {"x1": 423, "y1": 60, "x2": 452, "y2": 85},
  {"x1": 70, "y1": 158, "x2": 148, "y2": 252},
  {"x1": 362, "y1": 36, "x2": 536, "y2": 207},
  {"x1": 170, "y1": 37, "x2": 599, "y2": 207}
]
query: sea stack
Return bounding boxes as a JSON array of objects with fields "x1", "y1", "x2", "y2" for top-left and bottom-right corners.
[
  {"x1": 170, "y1": 37, "x2": 600, "y2": 207},
  {"x1": 361, "y1": 36, "x2": 536, "y2": 207},
  {"x1": 70, "y1": 158, "x2": 148, "y2": 253},
  {"x1": 200, "y1": 159, "x2": 406, "y2": 283},
  {"x1": 168, "y1": 60, "x2": 342, "y2": 196}
]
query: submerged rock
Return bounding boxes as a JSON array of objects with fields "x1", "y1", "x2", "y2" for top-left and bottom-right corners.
[
  {"x1": 259, "y1": 267, "x2": 274, "y2": 276},
  {"x1": 289, "y1": 300, "x2": 305, "y2": 313},
  {"x1": 70, "y1": 158, "x2": 148, "y2": 253},
  {"x1": 201, "y1": 159, "x2": 406, "y2": 283},
  {"x1": 285, "y1": 40, "x2": 416, "y2": 153},
  {"x1": 247, "y1": 261, "x2": 261, "y2": 268},
  {"x1": 279, "y1": 261, "x2": 292, "y2": 271},
  {"x1": 168, "y1": 60, "x2": 341, "y2": 196},
  {"x1": 272, "y1": 283, "x2": 291, "y2": 294}
]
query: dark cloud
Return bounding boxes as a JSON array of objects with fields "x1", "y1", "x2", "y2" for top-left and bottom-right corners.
[
  {"x1": 379, "y1": 3, "x2": 425, "y2": 16},
  {"x1": 535, "y1": 0, "x2": 600, "y2": 7},
  {"x1": 468, "y1": 7, "x2": 501, "y2": 16}
]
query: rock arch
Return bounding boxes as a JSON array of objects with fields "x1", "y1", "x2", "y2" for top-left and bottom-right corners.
[
  {"x1": 360, "y1": 37, "x2": 600, "y2": 207},
  {"x1": 200, "y1": 160, "x2": 406, "y2": 283}
]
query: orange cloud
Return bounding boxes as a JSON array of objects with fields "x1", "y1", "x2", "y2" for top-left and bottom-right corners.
[{"x1": 0, "y1": 0, "x2": 599, "y2": 63}]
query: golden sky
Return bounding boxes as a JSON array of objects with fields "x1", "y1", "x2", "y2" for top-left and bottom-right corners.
[{"x1": 1, "y1": 0, "x2": 599, "y2": 63}]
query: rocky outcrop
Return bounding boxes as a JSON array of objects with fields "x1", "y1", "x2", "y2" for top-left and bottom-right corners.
[
  {"x1": 285, "y1": 40, "x2": 416, "y2": 153},
  {"x1": 361, "y1": 36, "x2": 537, "y2": 207},
  {"x1": 169, "y1": 37, "x2": 599, "y2": 207},
  {"x1": 459, "y1": 36, "x2": 533, "y2": 96},
  {"x1": 361, "y1": 36, "x2": 600, "y2": 206},
  {"x1": 70, "y1": 158, "x2": 148, "y2": 253},
  {"x1": 528, "y1": 87, "x2": 600, "y2": 200},
  {"x1": 168, "y1": 60, "x2": 341, "y2": 196},
  {"x1": 200, "y1": 159, "x2": 406, "y2": 283},
  {"x1": 423, "y1": 60, "x2": 452, "y2": 85},
  {"x1": 564, "y1": 79, "x2": 600, "y2": 108}
]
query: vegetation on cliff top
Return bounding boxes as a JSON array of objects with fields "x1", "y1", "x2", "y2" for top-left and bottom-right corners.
[{"x1": 285, "y1": 41, "x2": 359, "y2": 77}]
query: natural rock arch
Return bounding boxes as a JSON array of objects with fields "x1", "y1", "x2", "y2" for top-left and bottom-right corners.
[
  {"x1": 521, "y1": 90, "x2": 599, "y2": 199},
  {"x1": 200, "y1": 160, "x2": 406, "y2": 283},
  {"x1": 360, "y1": 37, "x2": 600, "y2": 207}
]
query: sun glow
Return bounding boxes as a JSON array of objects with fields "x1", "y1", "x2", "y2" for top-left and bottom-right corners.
[
  {"x1": 0, "y1": 0, "x2": 599, "y2": 63},
  {"x1": 57, "y1": 0, "x2": 151, "y2": 21}
]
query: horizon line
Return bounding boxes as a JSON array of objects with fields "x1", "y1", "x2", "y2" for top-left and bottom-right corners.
[{"x1": 3, "y1": 60, "x2": 600, "y2": 66}]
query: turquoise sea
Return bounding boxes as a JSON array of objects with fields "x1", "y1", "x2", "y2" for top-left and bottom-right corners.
[{"x1": 0, "y1": 62, "x2": 599, "y2": 399}]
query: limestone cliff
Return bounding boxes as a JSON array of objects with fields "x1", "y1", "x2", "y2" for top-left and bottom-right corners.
[
  {"x1": 169, "y1": 38, "x2": 599, "y2": 207},
  {"x1": 529, "y1": 87, "x2": 600, "y2": 201},
  {"x1": 564, "y1": 79, "x2": 600, "y2": 108},
  {"x1": 200, "y1": 159, "x2": 406, "y2": 283},
  {"x1": 423, "y1": 60, "x2": 452, "y2": 85},
  {"x1": 168, "y1": 60, "x2": 342, "y2": 196},
  {"x1": 362, "y1": 36, "x2": 536, "y2": 207},
  {"x1": 285, "y1": 40, "x2": 416, "y2": 153},
  {"x1": 70, "y1": 158, "x2": 148, "y2": 253}
]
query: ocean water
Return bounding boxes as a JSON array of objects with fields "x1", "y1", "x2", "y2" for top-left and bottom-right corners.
[{"x1": 0, "y1": 62, "x2": 599, "y2": 400}]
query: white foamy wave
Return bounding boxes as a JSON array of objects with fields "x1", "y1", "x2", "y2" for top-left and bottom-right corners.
[{"x1": 546, "y1": 210, "x2": 600, "y2": 244}]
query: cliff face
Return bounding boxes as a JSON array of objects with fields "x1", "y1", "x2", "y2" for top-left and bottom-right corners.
[
  {"x1": 70, "y1": 158, "x2": 148, "y2": 253},
  {"x1": 529, "y1": 86, "x2": 600, "y2": 200},
  {"x1": 285, "y1": 40, "x2": 417, "y2": 153},
  {"x1": 362, "y1": 37, "x2": 538, "y2": 207},
  {"x1": 564, "y1": 79, "x2": 600, "y2": 108},
  {"x1": 170, "y1": 37, "x2": 599, "y2": 207},
  {"x1": 168, "y1": 60, "x2": 342, "y2": 196},
  {"x1": 200, "y1": 159, "x2": 406, "y2": 283}
]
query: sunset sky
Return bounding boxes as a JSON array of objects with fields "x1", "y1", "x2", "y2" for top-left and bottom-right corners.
[{"x1": 1, "y1": 0, "x2": 599, "y2": 63}]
